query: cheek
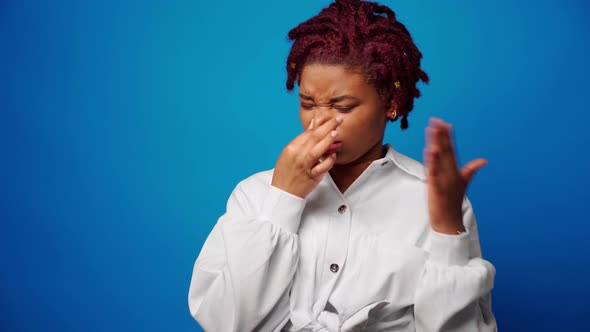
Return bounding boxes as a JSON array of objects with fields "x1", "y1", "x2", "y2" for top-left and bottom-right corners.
[
  {"x1": 337, "y1": 120, "x2": 364, "y2": 140},
  {"x1": 342, "y1": 111, "x2": 377, "y2": 131},
  {"x1": 363, "y1": 108, "x2": 389, "y2": 132},
  {"x1": 299, "y1": 111, "x2": 311, "y2": 129},
  {"x1": 339, "y1": 112, "x2": 386, "y2": 141}
]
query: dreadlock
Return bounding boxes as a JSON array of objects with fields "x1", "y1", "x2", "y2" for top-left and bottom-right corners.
[{"x1": 286, "y1": 0, "x2": 429, "y2": 130}]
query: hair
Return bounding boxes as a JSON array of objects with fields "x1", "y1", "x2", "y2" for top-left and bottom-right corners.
[{"x1": 286, "y1": 0, "x2": 429, "y2": 130}]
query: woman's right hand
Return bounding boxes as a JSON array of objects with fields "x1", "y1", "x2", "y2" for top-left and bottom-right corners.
[{"x1": 271, "y1": 116, "x2": 344, "y2": 198}]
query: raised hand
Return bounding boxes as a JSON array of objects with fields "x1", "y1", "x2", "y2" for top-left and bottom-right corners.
[
  {"x1": 423, "y1": 118, "x2": 488, "y2": 235},
  {"x1": 271, "y1": 116, "x2": 344, "y2": 198}
]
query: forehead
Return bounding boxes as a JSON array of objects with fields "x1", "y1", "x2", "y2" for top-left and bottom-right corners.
[{"x1": 299, "y1": 64, "x2": 370, "y2": 99}]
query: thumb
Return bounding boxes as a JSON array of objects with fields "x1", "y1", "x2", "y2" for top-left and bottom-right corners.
[{"x1": 460, "y1": 158, "x2": 488, "y2": 185}]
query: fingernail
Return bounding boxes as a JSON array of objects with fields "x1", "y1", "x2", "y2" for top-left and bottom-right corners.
[
  {"x1": 331, "y1": 130, "x2": 338, "y2": 137},
  {"x1": 336, "y1": 116, "x2": 343, "y2": 123}
]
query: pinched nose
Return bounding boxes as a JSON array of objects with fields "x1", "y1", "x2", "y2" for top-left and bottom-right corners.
[{"x1": 313, "y1": 105, "x2": 334, "y2": 128}]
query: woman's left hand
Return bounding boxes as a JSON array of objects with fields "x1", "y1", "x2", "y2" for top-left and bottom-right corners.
[{"x1": 424, "y1": 118, "x2": 488, "y2": 235}]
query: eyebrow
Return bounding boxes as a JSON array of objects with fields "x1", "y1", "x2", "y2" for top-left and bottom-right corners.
[{"x1": 299, "y1": 93, "x2": 360, "y2": 103}]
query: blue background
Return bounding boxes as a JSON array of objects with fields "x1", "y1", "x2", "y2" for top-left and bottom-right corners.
[{"x1": 2, "y1": 0, "x2": 589, "y2": 331}]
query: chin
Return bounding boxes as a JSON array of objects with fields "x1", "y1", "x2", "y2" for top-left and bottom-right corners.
[
  {"x1": 333, "y1": 144, "x2": 380, "y2": 166},
  {"x1": 333, "y1": 152, "x2": 355, "y2": 166}
]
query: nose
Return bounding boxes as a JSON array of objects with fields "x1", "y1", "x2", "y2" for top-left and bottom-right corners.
[{"x1": 313, "y1": 105, "x2": 334, "y2": 127}]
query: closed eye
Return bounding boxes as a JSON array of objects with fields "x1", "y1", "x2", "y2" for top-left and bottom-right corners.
[
  {"x1": 300, "y1": 104, "x2": 358, "y2": 112},
  {"x1": 334, "y1": 105, "x2": 357, "y2": 113}
]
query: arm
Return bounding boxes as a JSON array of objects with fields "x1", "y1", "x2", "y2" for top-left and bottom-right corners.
[
  {"x1": 416, "y1": 117, "x2": 497, "y2": 330},
  {"x1": 189, "y1": 114, "x2": 344, "y2": 331},
  {"x1": 188, "y1": 182, "x2": 305, "y2": 331},
  {"x1": 414, "y1": 198, "x2": 497, "y2": 331}
]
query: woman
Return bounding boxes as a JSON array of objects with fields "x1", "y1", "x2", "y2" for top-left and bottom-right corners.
[{"x1": 188, "y1": 0, "x2": 497, "y2": 331}]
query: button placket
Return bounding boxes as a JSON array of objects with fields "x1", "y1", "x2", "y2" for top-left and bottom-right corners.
[
  {"x1": 320, "y1": 201, "x2": 350, "y2": 283},
  {"x1": 313, "y1": 182, "x2": 353, "y2": 315}
]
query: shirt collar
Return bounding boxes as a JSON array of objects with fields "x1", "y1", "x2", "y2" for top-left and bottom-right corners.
[{"x1": 381, "y1": 144, "x2": 426, "y2": 181}]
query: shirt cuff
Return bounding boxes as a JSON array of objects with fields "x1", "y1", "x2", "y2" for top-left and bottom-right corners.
[
  {"x1": 428, "y1": 229, "x2": 470, "y2": 266},
  {"x1": 259, "y1": 186, "x2": 306, "y2": 234}
]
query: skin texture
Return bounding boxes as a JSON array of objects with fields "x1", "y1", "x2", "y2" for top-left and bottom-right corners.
[{"x1": 271, "y1": 64, "x2": 487, "y2": 234}]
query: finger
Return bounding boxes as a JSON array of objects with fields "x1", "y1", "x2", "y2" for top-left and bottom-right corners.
[
  {"x1": 290, "y1": 118, "x2": 317, "y2": 147},
  {"x1": 425, "y1": 120, "x2": 447, "y2": 173},
  {"x1": 423, "y1": 148, "x2": 430, "y2": 168},
  {"x1": 424, "y1": 126, "x2": 440, "y2": 171},
  {"x1": 429, "y1": 147, "x2": 441, "y2": 178},
  {"x1": 428, "y1": 119, "x2": 459, "y2": 175},
  {"x1": 438, "y1": 122, "x2": 453, "y2": 153},
  {"x1": 428, "y1": 118, "x2": 450, "y2": 151},
  {"x1": 426, "y1": 121, "x2": 442, "y2": 150},
  {"x1": 310, "y1": 153, "x2": 337, "y2": 179},
  {"x1": 428, "y1": 117, "x2": 449, "y2": 146},
  {"x1": 460, "y1": 158, "x2": 488, "y2": 184},
  {"x1": 425, "y1": 127, "x2": 442, "y2": 170},
  {"x1": 305, "y1": 116, "x2": 343, "y2": 147},
  {"x1": 425, "y1": 126, "x2": 434, "y2": 148},
  {"x1": 428, "y1": 117, "x2": 445, "y2": 133},
  {"x1": 438, "y1": 123, "x2": 459, "y2": 169},
  {"x1": 307, "y1": 129, "x2": 339, "y2": 163}
]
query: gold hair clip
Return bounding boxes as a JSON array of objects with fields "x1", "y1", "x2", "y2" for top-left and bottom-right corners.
[{"x1": 394, "y1": 81, "x2": 401, "y2": 89}]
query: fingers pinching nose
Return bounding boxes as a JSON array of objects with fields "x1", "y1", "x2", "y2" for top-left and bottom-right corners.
[{"x1": 308, "y1": 119, "x2": 315, "y2": 130}]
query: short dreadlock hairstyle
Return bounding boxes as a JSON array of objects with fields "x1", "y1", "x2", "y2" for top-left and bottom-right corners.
[{"x1": 286, "y1": 0, "x2": 429, "y2": 130}]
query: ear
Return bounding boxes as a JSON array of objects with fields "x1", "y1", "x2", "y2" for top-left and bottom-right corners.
[{"x1": 386, "y1": 104, "x2": 398, "y2": 121}]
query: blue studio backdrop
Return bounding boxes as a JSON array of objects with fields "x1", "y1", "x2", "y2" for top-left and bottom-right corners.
[{"x1": 2, "y1": 0, "x2": 589, "y2": 331}]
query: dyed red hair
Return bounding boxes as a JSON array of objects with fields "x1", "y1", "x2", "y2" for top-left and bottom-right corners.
[{"x1": 286, "y1": 0, "x2": 429, "y2": 130}]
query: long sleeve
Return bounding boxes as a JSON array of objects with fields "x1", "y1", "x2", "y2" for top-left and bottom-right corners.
[
  {"x1": 414, "y1": 197, "x2": 497, "y2": 332},
  {"x1": 188, "y1": 180, "x2": 306, "y2": 332}
]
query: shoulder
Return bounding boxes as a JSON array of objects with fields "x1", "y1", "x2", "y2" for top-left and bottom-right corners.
[
  {"x1": 222, "y1": 169, "x2": 275, "y2": 216},
  {"x1": 234, "y1": 169, "x2": 275, "y2": 196}
]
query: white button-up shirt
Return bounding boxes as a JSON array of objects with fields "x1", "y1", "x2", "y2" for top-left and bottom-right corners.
[{"x1": 188, "y1": 145, "x2": 497, "y2": 331}]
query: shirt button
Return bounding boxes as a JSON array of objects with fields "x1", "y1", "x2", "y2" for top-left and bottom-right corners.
[
  {"x1": 337, "y1": 205, "x2": 347, "y2": 213},
  {"x1": 330, "y1": 263, "x2": 339, "y2": 273}
]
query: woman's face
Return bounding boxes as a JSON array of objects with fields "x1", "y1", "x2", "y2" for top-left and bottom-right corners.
[{"x1": 298, "y1": 63, "x2": 391, "y2": 165}]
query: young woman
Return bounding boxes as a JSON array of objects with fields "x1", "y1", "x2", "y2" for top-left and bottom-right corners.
[{"x1": 188, "y1": 1, "x2": 497, "y2": 331}]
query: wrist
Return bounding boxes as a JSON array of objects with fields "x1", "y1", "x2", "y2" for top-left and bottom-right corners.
[
  {"x1": 430, "y1": 222, "x2": 465, "y2": 235},
  {"x1": 261, "y1": 186, "x2": 307, "y2": 233},
  {"x1": 271, "y1": 178, "x2": 307, "y2": 199}
]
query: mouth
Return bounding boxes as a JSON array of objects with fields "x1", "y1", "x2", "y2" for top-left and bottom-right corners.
[{"x1": 326, "y1": 141, "x2": 343, "y2": 155}]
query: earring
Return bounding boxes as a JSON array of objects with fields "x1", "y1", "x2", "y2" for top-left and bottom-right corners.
[{"x1": 389, "y1": 110, "x2": 397, "y2": 120}]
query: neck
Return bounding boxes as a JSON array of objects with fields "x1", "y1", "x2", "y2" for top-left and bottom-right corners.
[{"x1": 330, "y1": 141, "x2": 386, "y2": 193}]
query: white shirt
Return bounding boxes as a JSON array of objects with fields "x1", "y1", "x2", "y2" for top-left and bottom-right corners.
[{"x1": 188, "y1": 145, "x2": 497, "y2": 332}]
